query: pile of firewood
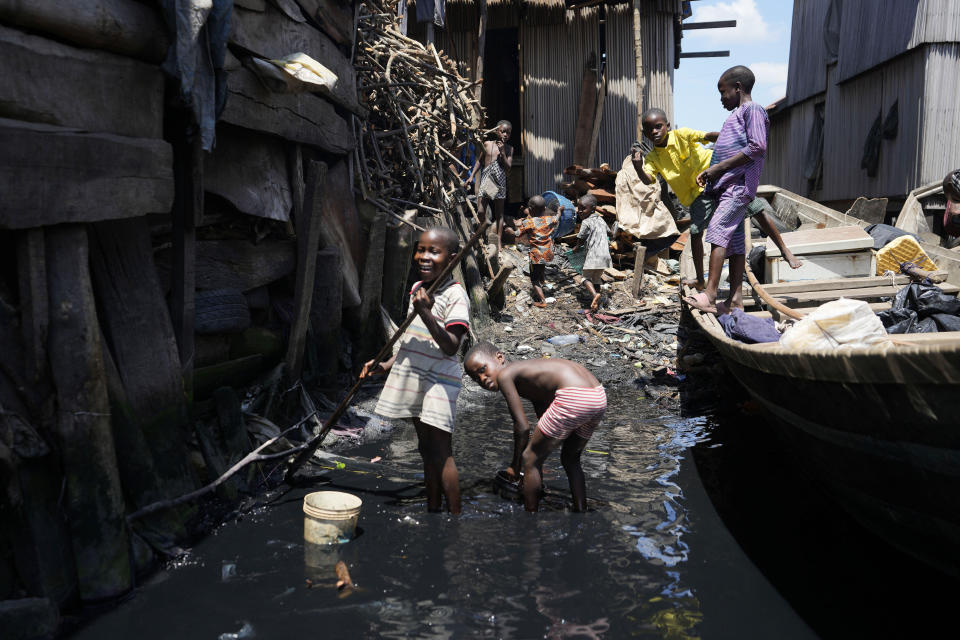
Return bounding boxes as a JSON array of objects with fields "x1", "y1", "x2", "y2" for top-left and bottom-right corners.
[
  {"x1": 560, "y1": 163, "x2": 619, "y2": 207},
  {"x1": 353, "y1": 0, "x2": 484, "y2": 221}
]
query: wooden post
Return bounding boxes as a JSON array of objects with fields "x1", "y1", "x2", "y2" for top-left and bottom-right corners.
[
  {"x1": 355, "y1": 212, "x2": 388, "y2": 365},
  {"x1": 46, "y1": 225, "x2": 131, "y2": 602},
  {"x1": 171, "y1": 131, "x2": 201, "y2": 397},
  {"x1": 475, "y1": 0, "x2": 487, "y2": 103},
  {"x1": 310, "y1": 247, "x2": 343, "y2": 383},
  {"x1": 284, "y1": 154, "x2": 328, "y2": 381},
  {"x1": 633, "y1": 0, "x2": 645, "y2": 141},
  {"x1": 632, "y1": 245, "x2": 647, "y2": 298}
]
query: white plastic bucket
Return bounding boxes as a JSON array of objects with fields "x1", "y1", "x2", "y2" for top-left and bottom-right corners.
[{"x1": 303, "y1": 491, "x2": 362, "y2": 545}]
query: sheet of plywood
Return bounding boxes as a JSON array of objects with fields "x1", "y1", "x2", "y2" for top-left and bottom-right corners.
[
  {"x1": 766, "y1": 251, "x2": 875, "y2": 283},
  {"x1": 766, "y1": 225, "x2": 874, "y2": 257}
]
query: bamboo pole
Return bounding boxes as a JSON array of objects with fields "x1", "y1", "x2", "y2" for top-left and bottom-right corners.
[{"x1": 284, "y1": 221, "x2": 491, "y2": 481}]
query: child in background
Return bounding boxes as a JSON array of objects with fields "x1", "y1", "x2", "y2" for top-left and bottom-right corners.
[
  {"x1": 472, "y1": 120, "x2": 513, "y2": 253},
  {"x1": 571, "y1": 194, "x2": 611, "y2": 311},
  {"x1": 464, "y1": 341, "x2": 606, "y2": 512},
  {"x1": 686, "y1": 66, "x2": 770, "y2": 315},
  {"x1": 362, "y1": 227, "x2": 469, "y2": 514},
  {"x1": 637, "y1": 107, "x2": 801, "y2": 293},
  {"x1": 943, "y1": 169, "x2": 960, "y2": 236},
  {"x1": 505, "y1": 195, "x2": 558, "y2": 308}
]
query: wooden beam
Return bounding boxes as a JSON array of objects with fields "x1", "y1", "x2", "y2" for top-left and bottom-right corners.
[
  {"x1": 221, "y1": 66, "x2": 354, "y2": 154},
  {"x1": 475, "y1": 0, "x2": 488, "y2": 103},
  {"x1": 16, "y1": 229, "x2": 48, "y2": 388},
  {"x1": 681, "y1": 20, "x2": 737, "y2": 30},
  {"x1": 679, "y1": 50, "x2": 731, "y2": 58},
  {"x1": 45, "y1": 225, "x2": 132, "y2": 601},
  {"x1": 204, "y1": 126, "x2": 292, "y2": 222},
  {"x1": 170, "y1": 132, "x2": 201, "y2": 395},
  {"x1": 0, "y1": 0, "x2": 167, "y2": 62},
  {"x1": 285, "y1": 158, "x2": 328, "y2": 381},
  {"x1": 0, "y1": 119, "x2": 173, "y2": 229},
  {"x1": 0, "y1": 24, "x2": 164, "y2": 138}
]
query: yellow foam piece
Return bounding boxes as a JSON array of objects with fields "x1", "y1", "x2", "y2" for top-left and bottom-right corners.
[{"x1": 875, "y1": 235, "x2": 937, "y2": 275}]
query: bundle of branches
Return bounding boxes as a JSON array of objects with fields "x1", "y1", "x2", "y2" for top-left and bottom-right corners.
[{"x1": 353, "y1": 0, "x2": 484, "y2": 220}]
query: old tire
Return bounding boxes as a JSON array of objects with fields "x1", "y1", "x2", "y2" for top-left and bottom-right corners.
[{"x1": 195, "y1": 289, "x2": 251, "y2": 334}]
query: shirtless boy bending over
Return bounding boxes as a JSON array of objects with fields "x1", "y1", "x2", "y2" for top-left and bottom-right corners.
[{"x1": 464, "y1": 341, "x2": 606, "y2": 512}]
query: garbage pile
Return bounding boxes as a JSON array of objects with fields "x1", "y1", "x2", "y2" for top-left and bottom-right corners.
[{"x1": 482, "y1": 247, "x2": 686, "y2": 407}]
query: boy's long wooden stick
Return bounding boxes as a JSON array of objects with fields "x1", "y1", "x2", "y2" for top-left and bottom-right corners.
[{"x1": 284, "y1": 220, "x2": 491, "y2": 481}]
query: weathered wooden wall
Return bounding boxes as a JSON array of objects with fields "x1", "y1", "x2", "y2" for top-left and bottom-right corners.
[{"x1": 0, "y1": 0, "x2": 375, "y2": 627}]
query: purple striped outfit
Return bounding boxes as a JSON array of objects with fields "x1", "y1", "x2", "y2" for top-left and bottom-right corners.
[{"x1": 703, "y1": 102, "x2": 769, "y2": 256}]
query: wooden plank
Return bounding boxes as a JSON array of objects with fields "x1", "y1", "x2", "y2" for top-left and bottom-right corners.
[
  {"x1": 296, "y1": 0, "x2": 354, "y2": 45},
  {"x1": 765, "y1": 225, "x2": 874, "y2": 257},
  {"x1": 88, "y1": 217, "x2": 196, "y2": 500},
  {"x1": 354, "y1": 212, "x2": 388, "y2": 363},
  {"x1": 169, "y1": 131, "x2": 200, "y2": 398},
  {"x1": 759, "y1": 275, "x2": 911, "y2": 296},
  {"x1": 631, "y1": 245, "x2": 647, "y2": 298},
  {"x1": 45, "y1": 225, "x2": 131, "y2": 601},
  {"x1": 155, "y1": 239, "x2": 297, "y2": 293},
  {"x1": 771, "y1": 190, "x2": 863, "y2": 230},
  {"x1": 0, "y1": 0, "x2": 167, "y2": 62},
  {"x1": 0, "y1": 118, "x2": 174, "y2": 229},
  {"x1": 221, "y1": 66, "x2": 354, "y2": 154},
  {"x1": 746, "y1": 283, "x2": 959, "y2": 309},
  {"x1": 845, "y1": 197, "x2": 888, "y2": 225},
  {"x1": 320, "y1": 162, "x2": 363, "y2": 308},
  {"x1": 285, "y1": 159, "x2": 328, "y2": 381},
  {"x1": 16, "y1": 229, "x2": 48, "y2": 389},
  {"x1": 746, "y1": 301, "x2": 893, "y2": 319},
  {"x1": 204, "y1": 126, "x2": 292, "y2": 222},
  {"x1": 571, "y1": 65, "x2": 599, "y2": 167},
  {"x1": 309, "y1": 247, "x2": 343, "y2": 381},
  {"x1": 0, "y1": 24, "x2": 163, "y2": 138},
  {"x1": 230, "y1": 2, "x2": 361, "y2": 114}
]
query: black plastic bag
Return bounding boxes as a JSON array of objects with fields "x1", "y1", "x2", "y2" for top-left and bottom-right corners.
[{"x1": 877, "y1": 308, "x2": 916, "y2": 334}]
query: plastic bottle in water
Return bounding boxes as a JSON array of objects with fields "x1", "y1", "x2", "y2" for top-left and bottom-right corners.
[{"x1": 546, "y1": 334, "x2": 582, "y2": 346}]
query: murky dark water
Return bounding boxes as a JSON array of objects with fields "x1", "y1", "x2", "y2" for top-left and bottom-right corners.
[{"x1": 70, "y1": 380, "x2": 956, "y2": 639}]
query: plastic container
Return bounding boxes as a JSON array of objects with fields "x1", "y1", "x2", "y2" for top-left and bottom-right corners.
[
  {"x1": 546, "y1": 334, "x2": 583, "y2": 346},
  {"x1": 875, "y1": 235, "x2": 937, "y2": 275},
  {"x1": 303, "y1": 491, "x2": 362, "y2": 545}
]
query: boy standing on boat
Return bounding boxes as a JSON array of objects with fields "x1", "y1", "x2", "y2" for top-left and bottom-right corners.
[
  {"x1": 686, "y1": 66, "x2": 769, "y2": 315},
  {"x1": 637, "y1": 107, "x2": 801, "y2": 296}
]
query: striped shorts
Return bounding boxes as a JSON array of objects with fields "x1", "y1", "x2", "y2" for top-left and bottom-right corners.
[{"x1": 537, "y1": 386, "x2": 607, "y2": 441}]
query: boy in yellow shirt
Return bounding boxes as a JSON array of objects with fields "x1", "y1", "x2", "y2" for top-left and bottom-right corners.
[{"x1": 635, "y1": 108, "x2": 800, "y2": 293}]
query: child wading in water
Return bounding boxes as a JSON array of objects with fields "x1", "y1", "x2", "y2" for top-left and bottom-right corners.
[
  {"x1": 571, "y1": 194, "x2": 611, "y2": 310},
  {"x1": 473, "y1": 120, "x2": 513, "y2": 252},
  {"x1": 464, "y1": 342, "x2": 607, "y2": 512},
  {"x1": 362, "y1": 227, "x2": 470, "y2": 513},
  {"x1": 637, "y1": 107, "x2": 800, "y2": 294},
  {"x1": 686, "y1": 66, "x2": 772, "y2": 315},
  {"x1": 505, "y1": 195, "x2": 558, "y2": 307}
]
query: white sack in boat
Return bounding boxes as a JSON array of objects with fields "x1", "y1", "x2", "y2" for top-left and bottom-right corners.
[{"x1": 779, "y1": 297, "x2": 888, "y2": 350}]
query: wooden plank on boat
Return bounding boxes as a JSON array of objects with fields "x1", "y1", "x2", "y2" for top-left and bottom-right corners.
[
  {"x1": 883, "y1": 331, "x2": 960, "y2": 345},
  {"x1": 771, "y1": 190, "x2": 861, "y2": 230},
  {"x1": 0, "y1": 24, "x2": 163, "y2": 138},
  {"x1": 749, "y1": 283, "x2": 959, "y2": 308},
  {"x1": 746, "y1": 301, "x2": 893, "y2": 319},
  {"x1": 766, "y1": 226, "x2": 874, "y2": 257},
  {"x1": 758, "y1": 275, "x2": 912, "y2": 295}
]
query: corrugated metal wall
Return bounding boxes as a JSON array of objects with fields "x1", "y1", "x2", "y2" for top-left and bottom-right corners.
[
  {"x1": 908, "y1": 0, "x2": 960, "y2": 48},
  {"x1": 918, "y1": 43, "x2": 960, "y2": 184},
  {"x1": 596, "y1": 2, "x2": 640, "y2": 168},
  {"x1": 836, "y1": 0, "x2": 921, "y2": 83},
  {"x1": 520, "y1": 9, "x2": 600, "y2": 192},
  {"x1": 785, "y1": 0, "x2": 829, "y2": 107},
  {"x1": 760, "y1": 98, "x2": 818, "y2": 193},
  {"x1": 635, "y1": 6, "x2": 676, "y2": 122}
]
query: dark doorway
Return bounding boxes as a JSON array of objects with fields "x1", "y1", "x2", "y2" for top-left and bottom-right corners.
[{"x1": 482, "y1": 28, "x2": 521, "y2": 157}]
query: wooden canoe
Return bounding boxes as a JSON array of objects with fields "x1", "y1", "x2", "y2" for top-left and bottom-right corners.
[{"x1": 681, "y1": 186, "x2": 960, "y2": 577}]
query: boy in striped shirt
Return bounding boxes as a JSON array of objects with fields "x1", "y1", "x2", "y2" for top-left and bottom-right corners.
[{"x1": 464, "y1": 341, "x2": 606, "y2": 512}]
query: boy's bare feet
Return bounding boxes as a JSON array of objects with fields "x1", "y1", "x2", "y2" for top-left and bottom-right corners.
[
  {"x1": 590, "y1": 293, "x2": 601, "y2": 311},
  {"x1": 684, "y1": 291, "x2": 717, "y2": 314},
  {"x1": 681, "y1": 278, "x2": 706, "y2": 291},
  {"x1": 783, "y1": 250, "x2": 802, "y2": 269},
  {"x1": 532, "y1": 301, "x2": 547, "y2": 308}
]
